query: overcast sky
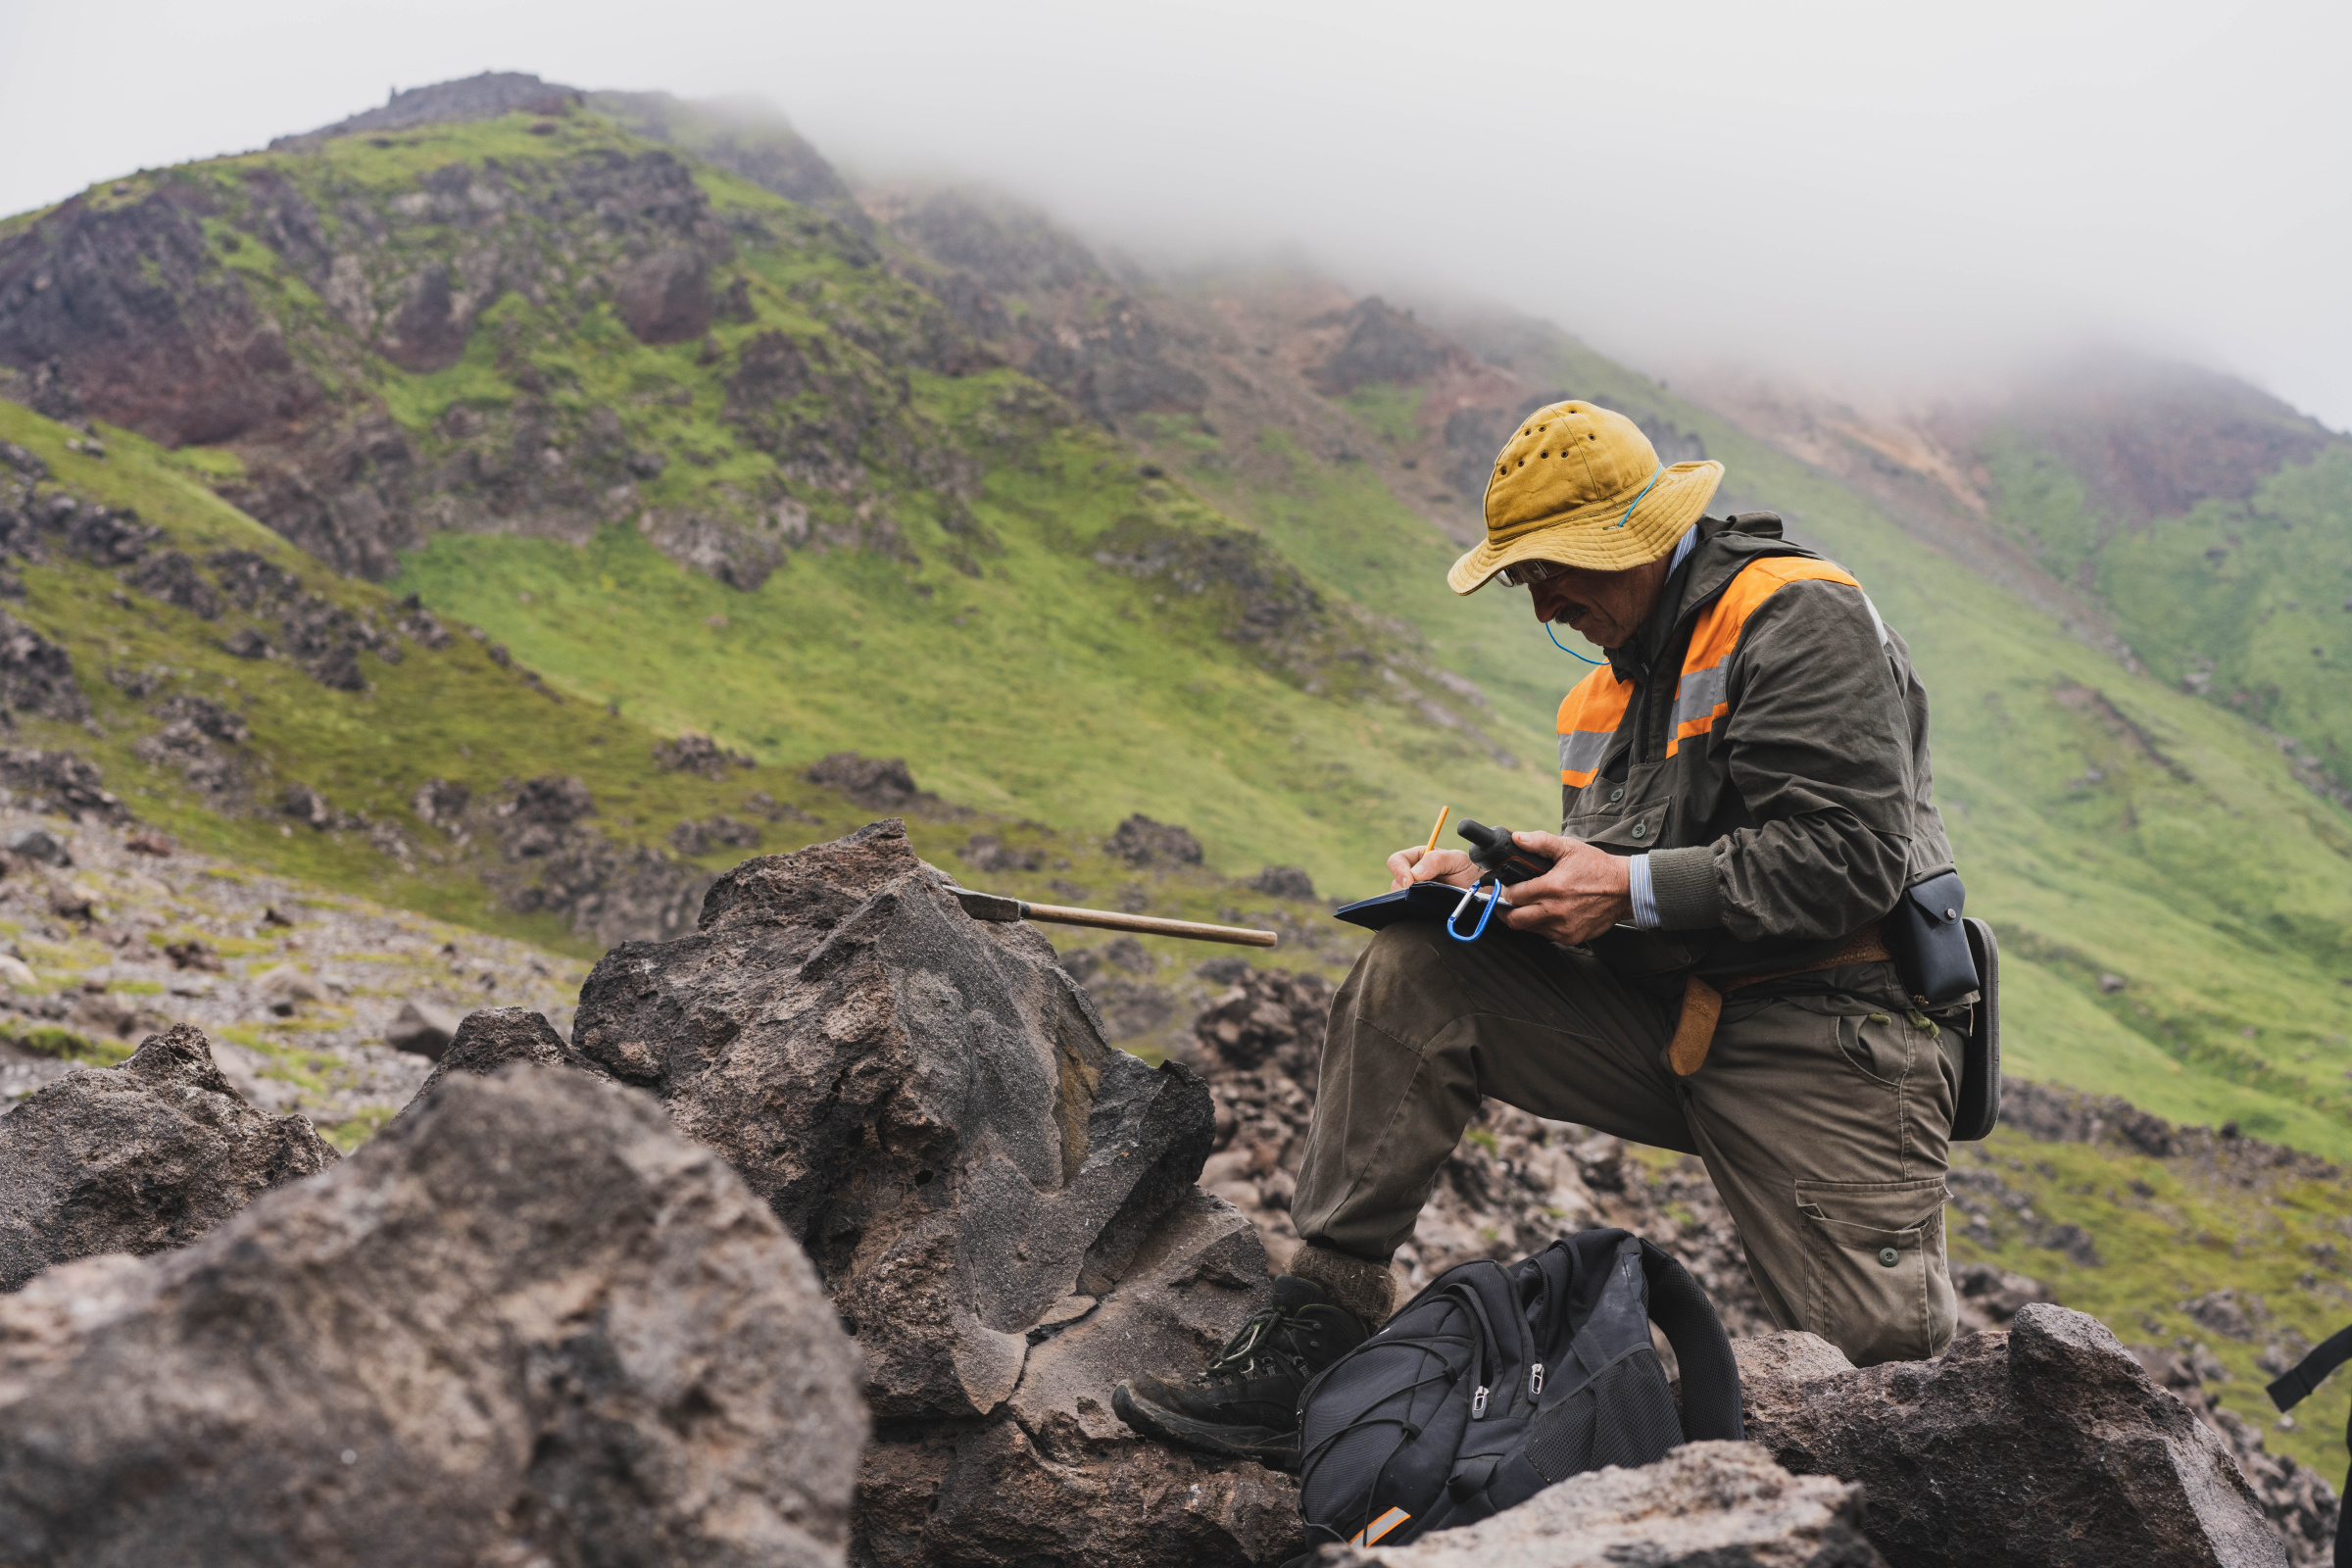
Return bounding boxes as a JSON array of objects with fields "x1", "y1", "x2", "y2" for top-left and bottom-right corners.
[{"x1": 3, "y1": 0, "x2": 2346, "y2": 428}]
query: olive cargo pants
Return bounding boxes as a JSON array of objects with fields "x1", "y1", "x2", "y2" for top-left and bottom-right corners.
[{"x1": 1292, "y1": 921, "x2": 1960, "y2": 1366}]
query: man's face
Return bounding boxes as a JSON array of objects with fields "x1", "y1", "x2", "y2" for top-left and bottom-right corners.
[{"x1": 1526, "y1": 555, "x2": 1673, "y2": 650}]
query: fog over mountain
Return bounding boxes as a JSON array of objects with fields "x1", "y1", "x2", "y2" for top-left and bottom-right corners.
[{"x1": 1, "y1": 0, "x2": 2345, "y2": 427}]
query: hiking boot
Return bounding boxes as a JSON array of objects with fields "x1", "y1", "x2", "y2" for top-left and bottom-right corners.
[{"x1": 1112, "y1": 1275, "x2": 1368, "y2": 1469}]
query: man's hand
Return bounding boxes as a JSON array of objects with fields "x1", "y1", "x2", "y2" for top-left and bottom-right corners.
[
  {"x1": 1387, "y1": 846, "x2": 1480, "y2": 891},
  {"x1": 1496, "y1": 831, "x2": 1633, "y2": 947}
]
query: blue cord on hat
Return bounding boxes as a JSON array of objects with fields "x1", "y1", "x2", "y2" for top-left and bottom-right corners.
[{"x1": 1615, "y1": 465, "x2": 1665, "y2": 527}]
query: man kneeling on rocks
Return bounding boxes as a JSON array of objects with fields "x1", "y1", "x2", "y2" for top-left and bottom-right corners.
[{"x1": 1115, "y1": 401, "x2": 1965, "y2": 1466}]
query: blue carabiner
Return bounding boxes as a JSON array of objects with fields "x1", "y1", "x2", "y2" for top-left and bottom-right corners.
[{"x1": 1446, "y1": 873, "x2": 1503, "y2": 943}]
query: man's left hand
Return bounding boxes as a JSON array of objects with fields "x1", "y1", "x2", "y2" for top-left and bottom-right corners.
[{"x1": 1496, "y1": 831, "x2": 1634, "y2": 946}]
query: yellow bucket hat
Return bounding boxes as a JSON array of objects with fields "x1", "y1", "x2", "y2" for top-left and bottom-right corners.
[{"x1": 1446, "y1": 401, "x2": 1725, "y2": 593}]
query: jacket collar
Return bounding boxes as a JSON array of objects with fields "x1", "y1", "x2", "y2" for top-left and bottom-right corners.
[{"x1": 1604, "y1": 513, "x2": 1811, "y2": 682}]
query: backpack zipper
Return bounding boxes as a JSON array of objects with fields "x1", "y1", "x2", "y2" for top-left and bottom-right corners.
[
  {"x1": 1446, "y1": 1282, "x2": 1504, "y2": 1420},
  {"x1": 1529, "y1": 1362, "x2": 1544, "y2": 1398}
]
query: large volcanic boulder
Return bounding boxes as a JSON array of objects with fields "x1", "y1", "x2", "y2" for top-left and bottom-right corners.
[
  {"x1": 0, "y1": 1022, "x2": 336, "y2": 1291},
  {"x1": 1737, "y1": 1309, "x2": 2285, "y2": 1567},
  {"x1": 1320, "y1": 1441, "x2": 1885, "y2": 1567},
  {"x1": 0, "y1": 1065, "x2": 865, "y2": 1567},
  {"x1": 569, "y1": 818, "x2": 1296, "y2": 1567}
]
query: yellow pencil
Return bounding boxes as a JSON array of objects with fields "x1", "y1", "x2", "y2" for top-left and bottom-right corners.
[{"x1": 1423, "y1": 806, "x2": 1450, "y2": 855}]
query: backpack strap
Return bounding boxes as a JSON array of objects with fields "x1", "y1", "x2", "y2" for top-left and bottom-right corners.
[
  {"x1": 2268, "y1": 1324, "x2": 2352, "y2": 1568},
  {"x1": 2270, "y1": 1323, "x2": 2352, "y2": 1412},
  {"x1": 1639, "y1": 1239, "x2": 1743, "y2": 1441}
]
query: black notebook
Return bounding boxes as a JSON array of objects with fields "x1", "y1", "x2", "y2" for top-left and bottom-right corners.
[{"x1": 1334, "y1": 879, "x2": 1507, "y2": 935}]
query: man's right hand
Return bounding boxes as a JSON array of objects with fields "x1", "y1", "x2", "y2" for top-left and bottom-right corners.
[{"x1": 1388, "y1": 846, "x2": 1480, "y2": 891}]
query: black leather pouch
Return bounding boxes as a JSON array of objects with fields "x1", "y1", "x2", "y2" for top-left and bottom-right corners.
[
  {"x1": 1952, "y1": 917, "x2": 2001, "y2": 1141},
  {"x1": 1883, "y1": 870, "x2": 1978, "y2": 1007}
]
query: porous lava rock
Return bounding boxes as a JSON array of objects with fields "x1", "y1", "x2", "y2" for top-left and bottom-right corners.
[
  {"x1": 1319, "y1": 1441, "x2": 1885, "y2": 1568},
  {"x1": 569, "y1": 818, "x2": 1296, "y2": 1567},
  {"x1": 389, "y1": 1004, "x2": 586, "y2": 1118},
  {"x1": 0, "y1": 1022, "x2": 336, "y2": 1291},
  {"x1": 1737, "y1": 1310, "x2": 2285, "y2": 1567},
  {"x1": 0, "y1": 1066, "x2": 866, "y2": 1567},
  {"x1": 571, "y1": 816, "x2": 1220, "y2": 1416}
]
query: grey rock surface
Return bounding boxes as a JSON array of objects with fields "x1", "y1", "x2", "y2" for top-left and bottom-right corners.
[
  {"x1": 571, "y1": 816, "x2": 1218, "y2": 1421},
  {"x1": 857, "y1": 1189, "x2": 1296, "y2": 1568},
  {"x1": 0, "y1": 1022, "x2": 336, "y2": 1291},
  {"x1": 393, "y1": 1005, "x2": 592, "y2": 1122},
  {"x1": 0, "y1": 1065, "x2": 867, "y2": 1567},
  {"x1": 1002, "y1": 1187, "x2": 1268, "y2": 1449},
  {"x1": 1739, "y1": 1307, "x2": 2287, "y2": 1567},
  {"x1": 1319, "y1": 1441, "x2": 1884, "y2": 1568},
  {"x1": 2134, "y1": 1340, "x2": 2343, "y2": 1567},
  {"x1": 569, "y1": 818, "x2": 1289, "y2": 1568},
  {"x1": 858, "y1": 1417, "x2": 1301, "y2": 1568},
  {"x1": 383, "y1": 997, "x2": 461, "y2": 1058}
]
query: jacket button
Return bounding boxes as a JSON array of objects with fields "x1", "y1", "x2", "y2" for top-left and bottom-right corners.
[
  {"x1": 1607, "y1": 787, "x2": 1624, "y2": 803},
  {"x1": 1630, "y1": 822, "x2": 1647, "y2": 839},
  {"x1": 1877, "y1": 1247, "x2": 1900, "y2": 1268}
]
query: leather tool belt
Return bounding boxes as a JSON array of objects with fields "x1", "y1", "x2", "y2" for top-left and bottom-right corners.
[{"x1": 1666, "y1": 923, "x2": 1890, "y2": 1077}]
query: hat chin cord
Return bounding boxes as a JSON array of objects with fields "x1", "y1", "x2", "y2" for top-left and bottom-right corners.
[
  {"x1": 1546, "y1": 620, "x2": 1605, "y2": 664},
  {"x1": 1615, "y1": 465, "x2": 1665, "y2": 527}
]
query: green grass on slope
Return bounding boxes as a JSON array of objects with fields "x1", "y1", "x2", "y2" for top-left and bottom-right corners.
[
  {"x1": 3, "y1": 396, "x2": 1367, "y2": 982},
  {"x1": 396, "y1": 409, "x2": 1555, "y2": 894},
  {"x1": 1952, "y1": 1117, "x2": 2352, "y2": 1483},
  {"x1": 1134, "y1": 416, "x2": 1590, "y2": 751},
  {"x1": 2094, "y1": 445, "x2": 2352, "y2": 779}
]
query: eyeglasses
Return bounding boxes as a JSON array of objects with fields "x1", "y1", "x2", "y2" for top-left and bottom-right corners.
[{"x1": 1498, "y1": 559, "x2": 1568, "y2": 587}]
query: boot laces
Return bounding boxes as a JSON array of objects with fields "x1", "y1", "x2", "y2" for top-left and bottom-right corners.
[{"x1": 1201, "y1": 1305, "x2": 1298, "y2": 1383}]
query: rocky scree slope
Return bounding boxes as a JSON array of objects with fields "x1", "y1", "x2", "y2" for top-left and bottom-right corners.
[{"x1": 0, "y1": 795, "x2": 585, "y2": 1141}]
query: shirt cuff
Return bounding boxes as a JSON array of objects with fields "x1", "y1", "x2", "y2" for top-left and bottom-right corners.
[
  {"x1": 1645, "y1": 845, "x2": 1726, "y2": 931},
  {"x1": 1627, "y1": 853, "x2": 1660, "y2": 930}
]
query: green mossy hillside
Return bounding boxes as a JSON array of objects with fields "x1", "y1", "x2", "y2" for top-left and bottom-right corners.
[{"x1": 0, "y1": 398, "x2": 1357, "y2": 968}]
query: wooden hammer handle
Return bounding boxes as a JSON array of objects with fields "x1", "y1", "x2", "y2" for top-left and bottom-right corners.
[{"x1": 1019, "y1": 902, "x2": 1279, "y2": 948}]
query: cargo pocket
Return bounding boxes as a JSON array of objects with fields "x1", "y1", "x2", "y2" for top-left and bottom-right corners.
[{"x1": 1794, "y1": 1176, "x2": 1956, "y2": 1366}]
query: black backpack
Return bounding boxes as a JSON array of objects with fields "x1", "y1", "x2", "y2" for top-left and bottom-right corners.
[{"x1": 1295, "y1": 1230, "x2": 1743, "y2": 1551}]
